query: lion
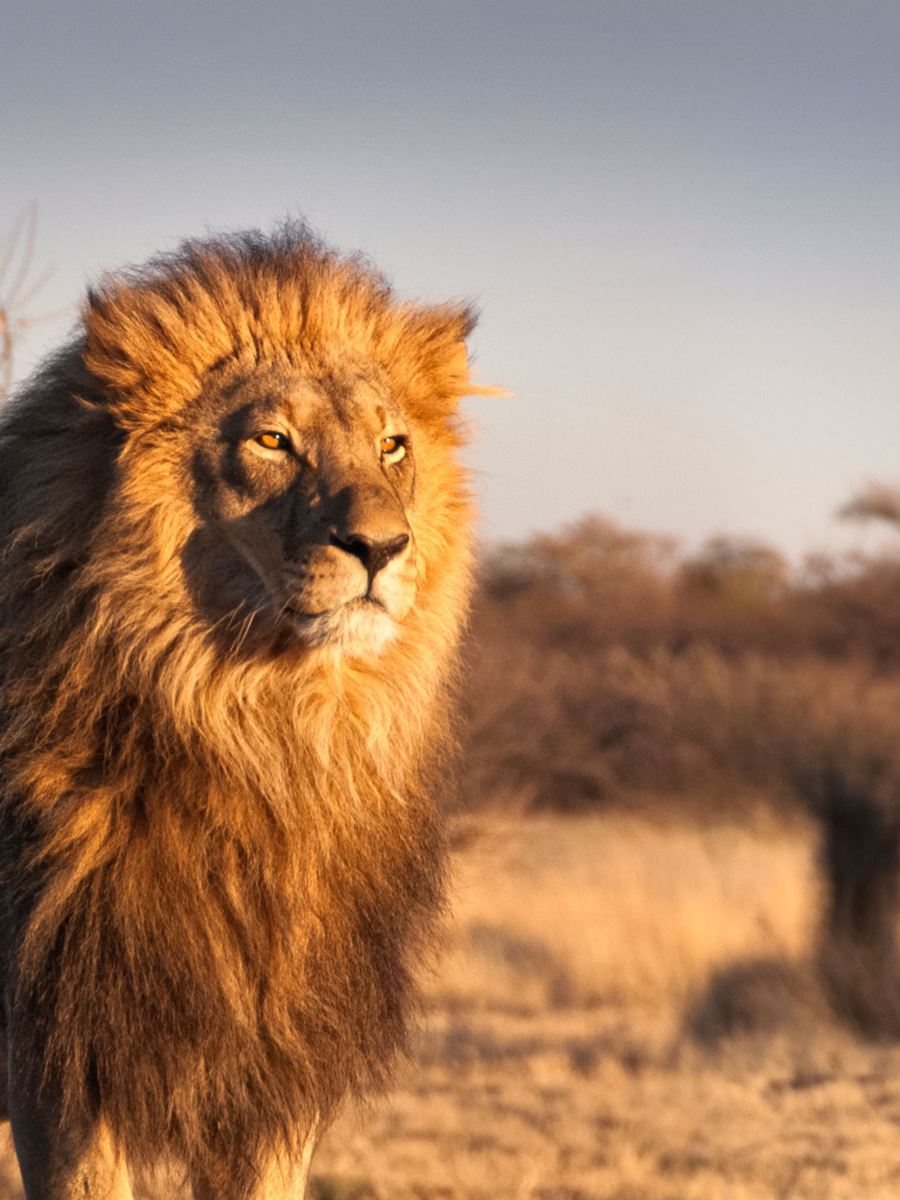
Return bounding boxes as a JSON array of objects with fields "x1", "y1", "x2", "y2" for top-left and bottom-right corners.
[{"x1": 0, "y1": 225, "x2": 499, "y2": 1198}]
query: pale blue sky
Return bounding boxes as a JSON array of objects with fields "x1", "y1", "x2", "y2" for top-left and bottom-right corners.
[{"x1": 3, "y1": 1, "x2": 899, "y2": 558}]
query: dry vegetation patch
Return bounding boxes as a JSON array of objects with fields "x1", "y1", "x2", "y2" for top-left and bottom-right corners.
[{"x1": 429, "y1": 814, "x2": 817, "y2": 1011}]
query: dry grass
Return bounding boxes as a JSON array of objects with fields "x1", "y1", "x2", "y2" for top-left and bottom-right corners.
[
  {"x1": 5, "y1": 811, "x2": 900, "y2": 1197},
  {"x1": 429, "y1": 813, "x2": 815, "y2": 1010}
]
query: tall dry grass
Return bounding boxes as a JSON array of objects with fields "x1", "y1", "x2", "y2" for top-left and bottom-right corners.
[{"x1": 430, "y1": 814, "x2": 816, "y2": 1012}]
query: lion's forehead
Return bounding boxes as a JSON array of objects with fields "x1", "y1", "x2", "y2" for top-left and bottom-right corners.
[{"x1": 216, "y1": 357, "x2": 393, "y2": 410}]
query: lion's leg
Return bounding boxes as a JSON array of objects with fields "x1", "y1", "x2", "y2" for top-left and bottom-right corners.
[
  {"x1": 6, "y1": 1039, "x2": 131, "y2": 1200},
  {"x1": 10, "y1": 1114, "x2": 131, "y2": 1200},
  {"x1": 191, "y1": 1127, "x2": 318, "y2": 1200},
  {"x1": 0, "y1": 1030, "x2": 8, "y2": 1119}
]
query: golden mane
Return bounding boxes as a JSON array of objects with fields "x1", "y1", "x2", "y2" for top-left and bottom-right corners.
[{"x1": 0, "y1": 225, "x2": 483, "y2": 1192}]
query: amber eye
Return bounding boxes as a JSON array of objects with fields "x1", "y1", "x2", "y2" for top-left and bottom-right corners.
[
  {"x1": 255, "y1": 431, "x2": 290, "y2": 451},
  {"x1": 380, "y1": 434, "x2": 406, "y2": 461}
]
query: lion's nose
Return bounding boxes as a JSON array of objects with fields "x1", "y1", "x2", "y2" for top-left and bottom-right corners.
[{"x1": 330, "y1": 531, "x2": 410, "y2": 580}]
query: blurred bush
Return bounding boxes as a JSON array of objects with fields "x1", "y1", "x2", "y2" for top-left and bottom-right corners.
[{"x1": 465, "y1": 514, "x2": 900, "y2": 817}]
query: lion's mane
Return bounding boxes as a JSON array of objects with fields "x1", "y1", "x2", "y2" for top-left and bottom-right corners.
[{"x1": 0, "y1": 227, "x2": 479, "y2": 1189}]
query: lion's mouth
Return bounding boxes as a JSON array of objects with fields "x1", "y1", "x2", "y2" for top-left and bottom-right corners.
[{"x1": 283, "y1": 596, "x2": 399, "y2": 657}]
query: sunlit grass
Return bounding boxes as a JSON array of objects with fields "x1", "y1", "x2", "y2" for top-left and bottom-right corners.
[{"x1": 430, "y1": 812, "x2": 817, "y2": 1011}]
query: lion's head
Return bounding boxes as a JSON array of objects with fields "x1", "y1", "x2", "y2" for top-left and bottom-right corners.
[{"x1": 44, "y1": 224, "x2": 498, "y2": 669}]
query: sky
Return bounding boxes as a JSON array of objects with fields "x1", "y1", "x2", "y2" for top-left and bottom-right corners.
[{"x1": 2, "y1": 0, "x2": 900, "y2": 560}]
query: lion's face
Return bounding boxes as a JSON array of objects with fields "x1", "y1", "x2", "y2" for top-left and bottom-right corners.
[{"x1": 175, "y1": 362, "x2": 419, "y2": 659}]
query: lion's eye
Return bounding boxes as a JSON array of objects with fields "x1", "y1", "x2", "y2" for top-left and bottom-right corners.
[
  {"x1": 255, "y1": 431, "x2": 290, "y2": 451},
  {"x1": 380, "y1": 434, "x2": 406, "y2": 462}
]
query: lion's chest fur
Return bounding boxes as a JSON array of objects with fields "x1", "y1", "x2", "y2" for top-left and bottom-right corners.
[{"x1": 4, "y1": 677, "x2": 445, "y2": 1170}]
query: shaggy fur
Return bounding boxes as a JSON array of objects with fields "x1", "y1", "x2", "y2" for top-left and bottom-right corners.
[{"x1": 0, "y1": 225, "x2": 492, "y2": 1192}]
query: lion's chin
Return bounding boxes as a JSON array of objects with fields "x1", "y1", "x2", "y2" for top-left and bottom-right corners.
[{"x1": 293, "y1": 600, "x2": 401, "y2": 659}]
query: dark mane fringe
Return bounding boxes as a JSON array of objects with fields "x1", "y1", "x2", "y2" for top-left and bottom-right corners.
[{"x1": 0, "y1": 226, "x2": 477, "y2": 1191}]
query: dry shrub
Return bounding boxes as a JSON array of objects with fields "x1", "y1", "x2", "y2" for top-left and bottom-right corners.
[
  {"x1": 466, "y1": 514, "x2": 900, "y2": 822},
  {"x1": 688, "y1": 958, "x2": 831, "y2": 1044},
  {"x1": 427, "y1": 816, "x2": 817, "y2": 1013},
  {"x1": 466, "y1": 643, "x2": 900, "y2": 815},
  {"x1": 475, "y1": 514, "x2": 900, "y2": 662}
]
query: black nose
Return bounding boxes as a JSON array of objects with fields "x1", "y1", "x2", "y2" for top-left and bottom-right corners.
[{"x1": 330, "y1": 531, "x2": 410, "y2": 579}]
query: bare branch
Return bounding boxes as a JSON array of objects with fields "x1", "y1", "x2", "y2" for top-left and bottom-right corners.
[
  {"x1": 2, "y1": 204, "x2": 38, "y2": 308},
  {"x1": 0, "y1": 206, "x2": 68, "y2": 401},
  {"x1": 0, "y1": 208, "x2": 29, "y2": 286},
  {"x1": 15, "y1": 261, "x2": 57, "y2": 311}
]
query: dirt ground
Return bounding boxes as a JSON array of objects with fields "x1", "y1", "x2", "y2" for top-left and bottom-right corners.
[{"x1": 5, "y1": 811, "x2": 900, "y2": 1198}]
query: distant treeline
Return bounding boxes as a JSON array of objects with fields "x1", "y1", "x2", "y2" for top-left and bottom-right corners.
[
  {"x1": 476, "y1": 514, "x2": 900, "y2": 665},
  {"x1": 464, "y1": 513, "x2": 900, "y2": 817}
]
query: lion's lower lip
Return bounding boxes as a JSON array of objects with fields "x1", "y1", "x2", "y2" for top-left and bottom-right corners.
[{"x1": 287, "y1": 596, "x2": 385, "y2": 622}]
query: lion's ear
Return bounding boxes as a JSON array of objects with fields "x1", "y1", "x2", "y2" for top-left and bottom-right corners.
[
  {"x1": 446, "y1": 342, "x2": 509, "y2": 403},
  {"x1": 389, "y1": 306, "x2": 509, "y2": 423}
]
